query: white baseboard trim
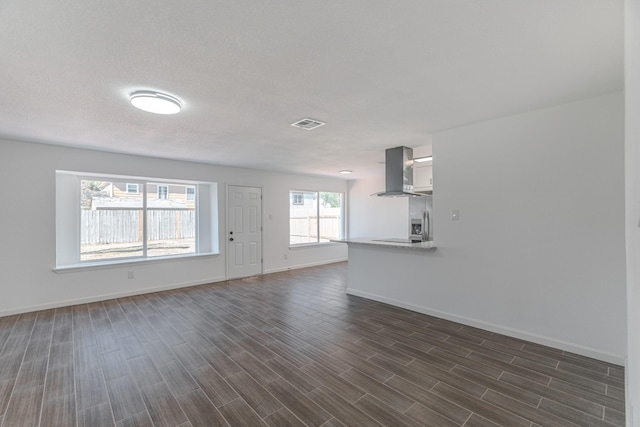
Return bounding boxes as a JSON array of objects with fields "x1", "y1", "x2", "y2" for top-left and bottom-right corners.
[
  {"x1": 346, "y1": 288, "x2": 625, "y2": 365},
  {"x1": 0, "y1": 258, "x2": 348, "y2": 317},
  {"x1": 0, "y1": 276, "x2": 227, "y2": 318},
  {"x1": 264, "y1": 258, "x2": 347, "y2": 274}
]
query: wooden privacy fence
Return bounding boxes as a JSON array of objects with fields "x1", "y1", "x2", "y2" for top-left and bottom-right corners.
[
  {"x1": 81, "y1": 210, "x2": 195, "y2": 244},
  {"x1": 290, "y1": 207, "x2": 342, "y2": 240}
]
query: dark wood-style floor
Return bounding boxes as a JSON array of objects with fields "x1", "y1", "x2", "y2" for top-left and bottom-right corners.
[{"x1": 0, "y1": 262, "x2": 625, "y2": 426}]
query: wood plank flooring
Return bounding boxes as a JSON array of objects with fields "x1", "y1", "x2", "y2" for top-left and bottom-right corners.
[{"x1": 0, "y1": 262, "x2": 625, "y2": 426}]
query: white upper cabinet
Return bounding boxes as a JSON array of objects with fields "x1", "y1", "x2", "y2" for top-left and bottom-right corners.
[
  {"x1": 414, "y1": 164, "x2": 433, "y2": 192},
  {"x1": 412, "y1": 142, "x2": 433, "y2": 192}
]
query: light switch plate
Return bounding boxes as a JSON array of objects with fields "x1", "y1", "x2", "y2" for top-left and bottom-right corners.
[{"x1": 451, "y1": 209, "x2": 460, "y2": 221}]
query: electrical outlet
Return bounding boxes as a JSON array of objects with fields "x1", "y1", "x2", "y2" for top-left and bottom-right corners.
[
  {"x1": 451, "y1": 209, "x2": 460, "y2": 221},
  {"x1": 284, "y1": 254, "x2": 288, "y2": 260},
  {"x1": 127, "y1": 271, "x2": 134, "y2": 279}
]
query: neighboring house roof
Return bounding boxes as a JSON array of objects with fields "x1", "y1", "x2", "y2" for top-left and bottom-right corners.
[{"x1": 90, "y1": 197, "x2": 189, "y2": 210}]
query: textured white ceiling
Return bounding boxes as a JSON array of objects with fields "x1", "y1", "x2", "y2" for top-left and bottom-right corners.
[{"x1": 0, "y1": 1, "x2": 623, "y2": 178}]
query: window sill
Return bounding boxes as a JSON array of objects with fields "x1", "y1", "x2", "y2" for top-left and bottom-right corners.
[
  {"x1": 53, "y1": 252, "x2": 219, "y2": 273},
  {"x1": 289, "y1": 242, "x2": 343, "y2": 250}
]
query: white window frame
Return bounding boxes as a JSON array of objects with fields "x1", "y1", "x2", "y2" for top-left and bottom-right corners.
[
  {"x1": 186, "y1": 186, "x2": 196, "y2": 201},
  {"x1": 126, "y1": 183, "x2": 139, "y2": 194},
  {"x1": 157, "y1": 185, "x2": 169, "y2": 199},
  {"x1": 292, "y1": 192, "x2": 303, "y2": 205},
  {"x1": 289, "y1": 190, "x2": 344, "y2": 247},
  {"x1": 55, "y1": 171, "x2": 220, "y2": 270}
]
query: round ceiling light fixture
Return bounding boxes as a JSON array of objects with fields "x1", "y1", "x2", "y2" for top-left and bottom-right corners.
[
  {"x1": 130, "y1": 91, "x2": 182, "y2": 115},
  {"x1": 339, "y1": 170, "x2": 353, "y2": 174}
]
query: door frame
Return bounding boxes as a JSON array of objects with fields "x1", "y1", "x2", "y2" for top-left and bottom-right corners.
[{"x1": 225, "y1": 184, "x2": 264, "y2": 279}]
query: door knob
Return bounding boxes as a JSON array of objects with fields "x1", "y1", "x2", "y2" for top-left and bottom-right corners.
[
  {"x1": 229, "y1": 237, "x2": 234, "y2": 241},
  {"x1": 230, "y1": 231, "x2": 233, "y2": 235}
]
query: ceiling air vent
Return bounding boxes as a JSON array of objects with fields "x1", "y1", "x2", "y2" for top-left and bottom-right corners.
[{"x1": 291, "y1": 118, "x2": 325, "y2": 130}]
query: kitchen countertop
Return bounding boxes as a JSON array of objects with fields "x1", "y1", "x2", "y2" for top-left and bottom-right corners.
[{"x1": 330, "y1": 238, "x2": 437, "y2": 251}]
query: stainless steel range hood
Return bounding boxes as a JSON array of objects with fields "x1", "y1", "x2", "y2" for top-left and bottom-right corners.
[{"x1": 372, "y1": 146, "x2": 425, "y2": 197}]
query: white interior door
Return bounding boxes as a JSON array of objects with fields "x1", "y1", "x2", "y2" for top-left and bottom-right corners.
[{"x1": 227, "y1": 185, "x2": 262, "y2": 279}]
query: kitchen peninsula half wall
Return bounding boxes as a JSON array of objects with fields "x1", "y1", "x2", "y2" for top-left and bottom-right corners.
[{"x1": 337, "y1": 234, "x2": 625, "y2": 365}]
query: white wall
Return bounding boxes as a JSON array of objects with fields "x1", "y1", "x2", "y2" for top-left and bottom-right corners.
[
  {"x1": 625, "y1": 0, "x2": 640, "y2": 423},
  {"x1": 348, "y1": 92, "x2": 627, "y2": 362},
  {"x1": 0, "y1": 139, "x2": 347, "y2": 316},
  {"x1": 348, "y1": 175, "x2": 409, "y2": 239}
]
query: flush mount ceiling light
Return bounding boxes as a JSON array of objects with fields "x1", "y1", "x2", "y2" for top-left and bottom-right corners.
[
  {"x1": 339, "y1": 170, "x2": 352, "y2": 174},
  {"x1": 414, "y1": 156, "x2": 433, "y2": 163},
  {"x1": 291, "y1": 118, "x2": 325, "y2": 130},
  {"x1": 130, "y1": 91, "x2": 182, "y2": 115}
]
